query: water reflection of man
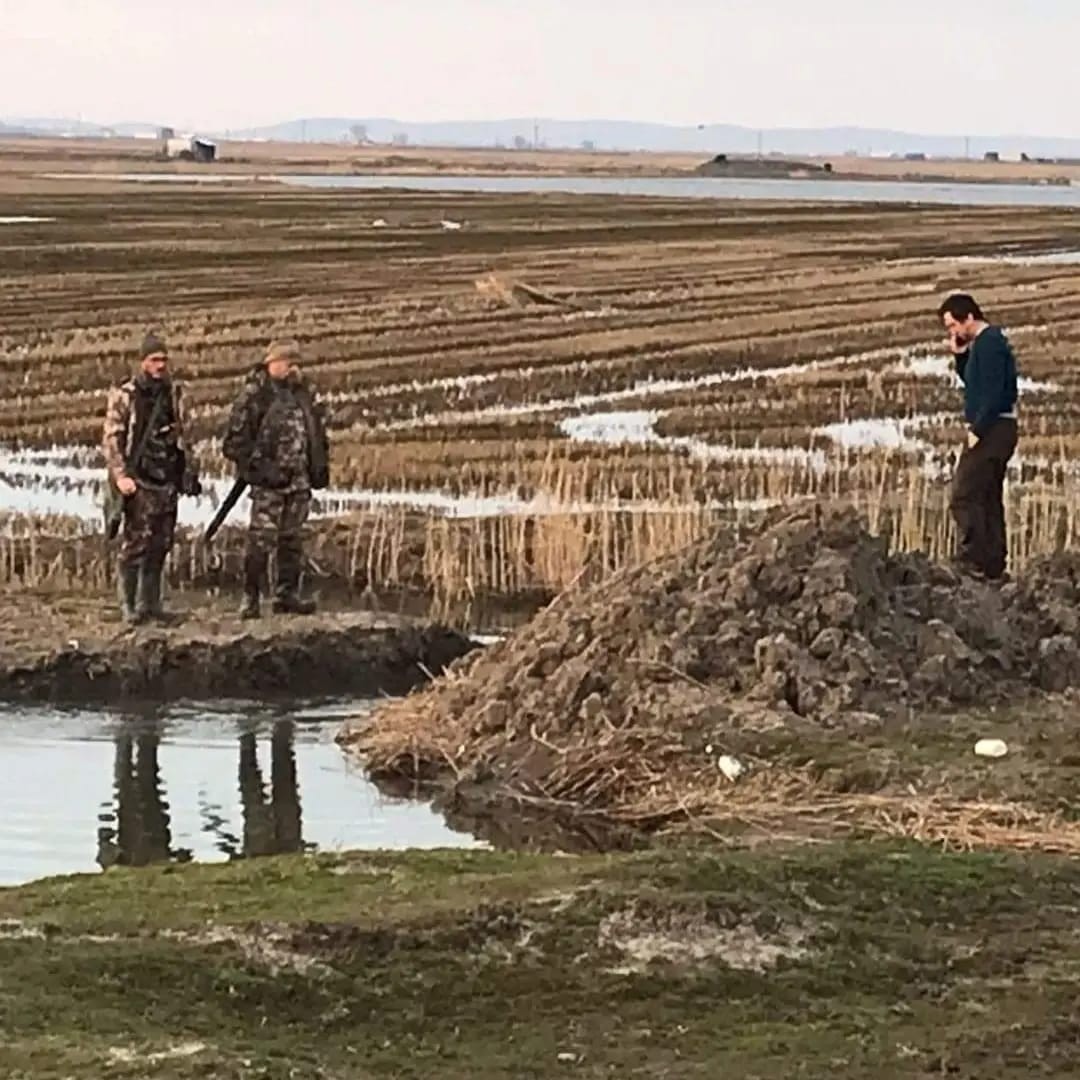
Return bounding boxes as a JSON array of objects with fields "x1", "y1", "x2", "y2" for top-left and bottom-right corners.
[
  {"x1": 238, "y1": 721, "x2": 305, "y2": 857},
  {"x1": 97, "y1": 730, "x2": 191, "y2": 869}
]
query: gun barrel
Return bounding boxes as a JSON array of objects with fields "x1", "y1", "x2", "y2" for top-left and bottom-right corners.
[{"x1": 203, "y1": 478, "x2": 248, "y2": 543}]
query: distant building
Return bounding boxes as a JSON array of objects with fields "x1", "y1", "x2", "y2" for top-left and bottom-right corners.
[
  {"x1": 904, "y1": 152, "x2": 927, "y2": 162},
  {"x1": 160, "y1": 131, "x2": 217, "y2": 163},
  {"x1": 984, "y1": 151, "x2": 1000, "y2": 162}
]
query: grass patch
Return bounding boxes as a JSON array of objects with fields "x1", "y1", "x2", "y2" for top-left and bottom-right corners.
[{"x1": 2, "y1": 841, "x2": 1080, "y2": 1077}]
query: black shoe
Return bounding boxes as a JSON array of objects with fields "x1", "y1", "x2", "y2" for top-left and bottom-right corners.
[
  {"x1": 273, "y1": 595, "x2": 317, "y2": 616},
  {"x1": 950, "y1": 557, "x2": 989, "y2": 583},
  {"x1": 242, "y1": 549, "x2": 268, "y2": 620}
]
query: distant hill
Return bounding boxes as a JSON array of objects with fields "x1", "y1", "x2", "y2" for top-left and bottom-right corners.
[
  {"x1": 1, "y1": 117, "x2": 162, "y2": 139},
  {"x1": 6, "y1": 114, "x2": 1080, "y2": 160}
]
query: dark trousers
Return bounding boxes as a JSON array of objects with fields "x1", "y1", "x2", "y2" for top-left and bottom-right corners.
[{"x1": 950, "y1": 419, "x2": 1018, "y2": 579}]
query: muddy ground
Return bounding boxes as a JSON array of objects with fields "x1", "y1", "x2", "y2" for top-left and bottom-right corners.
[
  {"x1": 3, "y1": 842, "x2": 1080, "y2": 1078},
  {"x1": 349, "y1": 509, "x2": 1080, "y2": 853},
  {"x1": 0, "y1": 590, "x2": 475, "y2": 702}
]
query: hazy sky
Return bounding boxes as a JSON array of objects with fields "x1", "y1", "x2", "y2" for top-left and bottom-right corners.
[{"x1": 2, "y1": 0, "x2": 1077, "y2": 134}]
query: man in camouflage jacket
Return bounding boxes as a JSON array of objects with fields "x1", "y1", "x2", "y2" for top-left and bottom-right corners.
[
  {"x1": 222, "y1": 339, "x2": 330, "y2": 618},
  {"x1": 102, "y1": 332, "x2": 200, "y2": 624}
]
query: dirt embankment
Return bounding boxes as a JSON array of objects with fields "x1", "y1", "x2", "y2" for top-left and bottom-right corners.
[
  {"x1": 0, "y1": 594, "x2": 475, "y2": 702},
  {"x1": 343, "y1": 509, "x2": 1080, "y2": 845}
]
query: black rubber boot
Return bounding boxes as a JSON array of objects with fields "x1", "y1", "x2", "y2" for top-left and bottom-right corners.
[
  {"x1": 138, "y1": 555, "x2": 177, "y2": 626},
  {"x1": 118, "y1": 558, "x2": 141, "y2": 625},
  {"x1": 241, "y1": 548, "x2": 266, "y2": 620},
  {"x1": 273, "y1": 540, "x2": 316, "y2": 615}
]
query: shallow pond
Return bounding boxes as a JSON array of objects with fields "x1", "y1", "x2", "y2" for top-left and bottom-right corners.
[{"x1": 0, "y1": 698, "x2": 480, "y2": 886}]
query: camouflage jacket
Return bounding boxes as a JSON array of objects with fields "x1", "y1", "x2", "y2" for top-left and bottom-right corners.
[
  {"x1": 102, "y1": 376, "x2": 191, "y2": 488},
  {"x1": 222, "y1": 366, "x2": 329, "y2": 492}
]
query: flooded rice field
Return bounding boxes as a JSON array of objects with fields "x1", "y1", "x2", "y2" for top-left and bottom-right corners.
[
  {"x1": 0, "y1": 698, "x2": 480, "y2": 886},
  {"x1": 5, "y1": 181, "x2": 1080, "y2": 604},
  {"x1": 45, "y1": 171, "x2": 1080, "y2": 208},
  {"x1": 0, "y1": 338, "x2": 1056, "y2": 524}
]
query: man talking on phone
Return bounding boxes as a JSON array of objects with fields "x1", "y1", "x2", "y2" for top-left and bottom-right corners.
[{"x1": 938, "y1": 293, "x2": 1019, "y2": 580}]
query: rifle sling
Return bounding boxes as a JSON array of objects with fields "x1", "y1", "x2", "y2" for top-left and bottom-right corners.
[{"x1": 121, "y1": 387, "x2": 169, "y2": 489}]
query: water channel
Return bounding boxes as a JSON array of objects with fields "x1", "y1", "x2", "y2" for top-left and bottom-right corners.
[{"x1": 0, "y1": 698, "x2": 480, "y2": 887}]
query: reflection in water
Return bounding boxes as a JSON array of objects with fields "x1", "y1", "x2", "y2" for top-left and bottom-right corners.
[
  {"x1": 238, "y1": 721, "x2": 306, "y2": 858},
  {"x1": 0, "y1": 700, "x2": 483, "y2": 887},
  {"x1": 97, "y1": 729, "x2": 193, "y2": 868},
  {"x1": 97, "y1": 719, "x2": 308, "y2": 870}
]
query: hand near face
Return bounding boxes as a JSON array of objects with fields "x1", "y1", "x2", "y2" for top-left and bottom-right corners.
[{"x1": 947, "y1": 331, "x2": 967, "y2": 355}]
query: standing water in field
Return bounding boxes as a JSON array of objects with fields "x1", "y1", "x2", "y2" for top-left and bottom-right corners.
[
  {"x1": 47, "y1": 172, "x2": 1080, "y2": 209},
  {"x1": 0, "y1": 698, "x2": 481, "y2": 887}
]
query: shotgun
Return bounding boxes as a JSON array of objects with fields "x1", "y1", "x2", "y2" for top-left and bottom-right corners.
[{"x1": 203, "y1": 477, "x2": 248, "y2": 544}]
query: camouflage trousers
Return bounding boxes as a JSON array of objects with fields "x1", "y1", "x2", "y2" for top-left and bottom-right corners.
[
  {"x1": 246, "y1": 487, "x2": 312, "y2": 599},
  {"x1": 121, "y1": 483, "x2": 178, "y2": 563},
  {"x1": 247, "y1": 487, "x2": 311, "y2": 558}
]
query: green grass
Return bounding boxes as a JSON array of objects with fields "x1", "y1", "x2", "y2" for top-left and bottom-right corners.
[{"x1": 2, "y1": 842, "x2": 1080, "y2": 1078}]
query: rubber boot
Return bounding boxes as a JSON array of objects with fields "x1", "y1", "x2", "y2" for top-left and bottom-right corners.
[
  {"x1": 138, "y1": 555, "x2": 177, "y2": 626},
  {"x1": 118, "y1": 558, "x2": 142, "y2": 625},
  {"x1": 273, "y1": 540, "x2": 316, "y2": 615},
  {"x1": 241, "y1": 548, "x2": 266, "y2": 620}
]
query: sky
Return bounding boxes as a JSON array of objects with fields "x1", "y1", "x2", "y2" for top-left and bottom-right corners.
[{"x1": 2, "y1": 0, "x2": 1077, "y2": 135}]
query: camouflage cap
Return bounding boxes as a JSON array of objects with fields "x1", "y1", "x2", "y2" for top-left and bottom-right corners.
[{"x1": 265, "y1": 339, "x2": 301, "y2": 365}]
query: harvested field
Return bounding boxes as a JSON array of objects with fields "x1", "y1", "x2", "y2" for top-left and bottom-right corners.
[
  {"x1": 3, "y1": 166, "x2": 1080, "y2": 618},
  {"x1": 9, "y1": 151, "x2": 1080, "y2": 1076},
  {"x1": 0, "y1": 135, "x2": 705, "y2": 181}
]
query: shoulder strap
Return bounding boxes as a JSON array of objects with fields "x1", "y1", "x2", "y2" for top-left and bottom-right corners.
[
  {"x1": 251, "y1": 381, "x2": 276, "y2": 441},
  {"x1": 126, "y1": 390, "x2": 168, "y2": 474},
  {"x1": 296, "y1": 385, "x2": 320, "y2": 442}
]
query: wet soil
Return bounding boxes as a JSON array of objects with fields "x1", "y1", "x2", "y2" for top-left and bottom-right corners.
[
  {"x1": 0, "y1": 590, "x2": 476, "y2": 702},
  {"x1": 348, "y1": 508, "x2": 1080, "y2": 847}
]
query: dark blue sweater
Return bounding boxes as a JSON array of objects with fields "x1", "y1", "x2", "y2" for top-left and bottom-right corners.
[{"x1": 954, "y1": 326, "x2": 1018, "y2": 438}]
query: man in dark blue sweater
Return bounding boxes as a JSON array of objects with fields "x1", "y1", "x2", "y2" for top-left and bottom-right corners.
[{"x1": 938, "y1": 293, "x2": 1019, "y2": 579}]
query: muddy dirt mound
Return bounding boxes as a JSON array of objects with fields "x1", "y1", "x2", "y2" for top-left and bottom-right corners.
[{"x1": 344, "y1": 508, "x2": 1080, "y2": 824}]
